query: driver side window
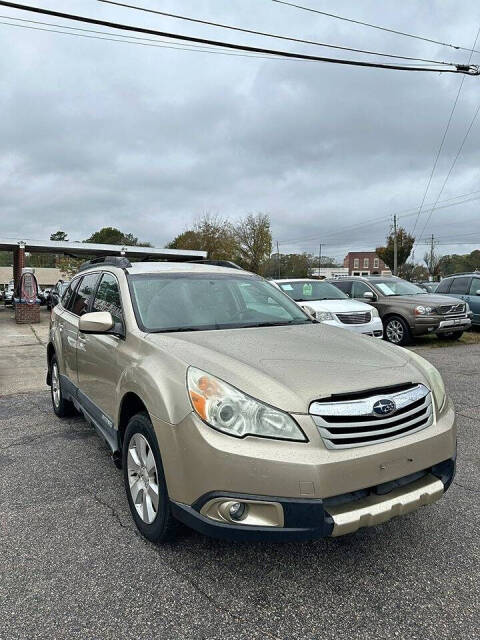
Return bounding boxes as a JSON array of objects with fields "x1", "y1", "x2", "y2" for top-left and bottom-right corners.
[{"x1": 352, "y1": 281, "x2": 373, "y2": 299}]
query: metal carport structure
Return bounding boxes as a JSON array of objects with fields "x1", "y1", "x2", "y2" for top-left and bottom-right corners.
[{"x1": 0, "y1": 238, "x2": 207, "y2": 288}]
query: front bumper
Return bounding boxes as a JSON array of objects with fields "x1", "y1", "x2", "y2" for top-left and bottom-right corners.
[
  {"x1": 413, "y1": 314, "x2": 471, "y2": 335},
  {"x1": 170, "y1": 457, "x2": 455, "y2": 541},
  {"x1": 153, "y1": 398, "x2": 456, "y2": 541},
  {"x1": 323, "y1": 316, "x2": 383, "y2": 338}
]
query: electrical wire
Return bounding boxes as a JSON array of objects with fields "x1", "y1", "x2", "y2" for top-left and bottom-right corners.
[
  {"x1": 0, "y1": 2, "x2": 476, "y2": 73},
  {"x1": 416, "y1": 100, "x2": 480, "y2": 244},
  {"x1": 0, "y1": 18, "x2": 287, "y2": 60},
  {"x1": 268, "y1": 0, "x2": 480, "y2": 55},
  {"x1": 278, "y1": 192, "x2": 480, "y2": 246},
  {"x1": 411, "y1": 27, "x2": 480, "y2": 237},
  {"x1": 98, "y1": 0, "x2": 457, "y2": 67}
]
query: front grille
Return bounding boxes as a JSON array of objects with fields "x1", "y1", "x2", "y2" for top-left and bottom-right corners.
[
  {"x1": 438, "y1": 302, "x2": 465, "y2": 315},
  {"x1": 310, "y1": 384, "x2": 433, "y2": 449},
  {"x1": 336, "y1": 311, "x2": 371, "y2": 325}
]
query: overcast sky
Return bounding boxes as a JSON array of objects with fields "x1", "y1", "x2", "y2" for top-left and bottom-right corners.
[{"x1": 1, "y1": 0, "x2": 479, "y2": 262}]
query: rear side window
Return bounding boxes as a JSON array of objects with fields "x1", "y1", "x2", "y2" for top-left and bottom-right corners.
[
  {"x1": 436, "y1": 279, "x2": 452, "y2": 294},
  {"x1": 469, "y1": 277, "x2": 480, "y2": 296},
  {"x1": 61, "y1": 280, "x2": 78, "y2": 310},
  {"x1": 449, "y1": 277, "x2": 471, "y2": 295},
  {"x1": 331, "y1": 280, "x2": 352, "y2": 296},
  {"x1": 70, "y1": 273, "x2": 100, "y2": 316},
  {"x1": 92, "y1": 273, "x2": 123, "y2": 324}
]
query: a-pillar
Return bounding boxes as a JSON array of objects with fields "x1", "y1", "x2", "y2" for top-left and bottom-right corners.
[{"x1": 13, "y1": 241, "x2": 26, "y2": 289}]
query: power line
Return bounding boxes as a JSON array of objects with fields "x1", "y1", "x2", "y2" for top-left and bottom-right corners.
[
  {"x1": 278, "y1": 191, "x2": 480, "y2": 246},
  {"x1": 0, "y1": 2, "x2": 477, "y2": 73},
  {"x1": 416, "y1": 100, "x2": 480, "y2": 243},
  {"x1": 0, "y1": 18, "x2": 288, "y2": 60},
  {"x1": 269, "y1": 0, "x2": 480, "y2": 55},
  {"x1": 411, "y1": 27, "x2": 480, "y2": 237},
  {"x1": 98, "y1": 0, "x2": 458, "y2": 67}
]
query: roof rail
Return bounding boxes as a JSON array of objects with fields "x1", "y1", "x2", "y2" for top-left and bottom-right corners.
[
  {"x1": 444, "y1": 270, "x2": 480, "y2": 277},
  {"x1": 78, "y1": 256, "x2": 132, "y2": 272},
  {"x1": 188, "y1": 259, "x2": 244, "y2": 270}
]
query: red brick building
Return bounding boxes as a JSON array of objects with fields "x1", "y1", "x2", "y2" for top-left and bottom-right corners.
[{"x1": 343, "y1": 252, "x2": 391, "y2": 276}]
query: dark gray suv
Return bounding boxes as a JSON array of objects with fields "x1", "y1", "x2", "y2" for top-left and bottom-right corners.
[
  {"x1": 329, "y1": 276, "x2": 471, "y2": 345},
  {"x1": 436, "y1": 272, "x2": 480, "y2": 328}
]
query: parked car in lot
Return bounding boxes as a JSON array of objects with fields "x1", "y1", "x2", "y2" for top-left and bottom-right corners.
[
  {"x1": 435, "y1": 272, "x2": 480, "y2": 328},
  {"x1": 329, "y1": 276, "x2": 471, "y2": 345},
  {"x1": 272, "y1": 278, "x2": 383, "y2": 338},
  {"x1": 3, "y1": 280, "x2": 14, "y2": 306},
  {"x1": 414, "y1": 282, "x2": 438, "y2": 294},
  {"x1": 47, "y1": 280, "x2": 69, "y2": 310},
  {"x1": 47, "y1": 257, "x2": 456, "y2": 543}
]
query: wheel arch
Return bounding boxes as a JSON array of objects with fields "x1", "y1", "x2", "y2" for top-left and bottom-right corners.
[
  {"x1": 46, "y1": 342, "x2": 56, "y2": 386},
  {"x1": 118, "y1": 392, "x2": 149, "y2": 448}
]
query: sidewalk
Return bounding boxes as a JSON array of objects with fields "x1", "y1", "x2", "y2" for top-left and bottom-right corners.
[{"x1": 0, "y1": 306, "x2": 50, "y2": 395}]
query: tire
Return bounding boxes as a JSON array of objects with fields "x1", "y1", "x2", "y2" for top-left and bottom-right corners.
[
  {"x1": 440, "y1": 330, "x2": 463, "y2": 341},
  {"x1": 384, "y1": 315, "x2": 411, "y2": 346},
  {"x1": 122, "y1": 412, "x2": 179, "y2": 543},
  {"x1": 50, "y1": 355, "x2": 75, "y2": 417}
]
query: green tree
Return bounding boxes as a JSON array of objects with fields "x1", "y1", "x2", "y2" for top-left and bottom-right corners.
[
  {"x1": 234, "y1": 213, "x2": 272, "y2": 274},
  {"x1": 50, "y1": 230, "x2": 69, "y2": 241},
  {"x1": 167, "y1": 215, "x2": 239, "y2": 261},
  {"x1": 376, "y1": 228, "x2": 415, "y2": 273},
  {"x1": 84, "y1": 227, "x2": 151, "y2": 247}
]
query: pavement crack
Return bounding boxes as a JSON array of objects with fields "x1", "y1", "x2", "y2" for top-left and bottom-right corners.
[
  {"x1": 29, "y1": 324, "x2": 46, "y2": 346},
  {"x1": 0, "y1": 429, "x2": 62, "y2": 452},
  {"x1": 89, "y1": 493, "x2": 282, "y2": 640},
  {"x1": 453, "y1": 480, "x2": 479, "y2": 494}
]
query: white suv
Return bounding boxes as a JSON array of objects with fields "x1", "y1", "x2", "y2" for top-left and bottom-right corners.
[{"x1": 273, "y1": 279, "x2": 383, "y2": 338}]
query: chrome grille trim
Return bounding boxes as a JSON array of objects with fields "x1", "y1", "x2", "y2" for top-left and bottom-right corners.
[
  {"x1": 310, "y1": 384, "x2": 433, "y2": 449},
  {"x1": 438, "y1": 303, "x2": 465, "y2": 315},
  {"x1": 335, "y1": 311, "x2": 371, "y2": 325}
]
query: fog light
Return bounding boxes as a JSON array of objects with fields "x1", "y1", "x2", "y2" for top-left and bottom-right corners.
[{"x1": 229, "y1": 502, "x2": 247, "y2": 521}]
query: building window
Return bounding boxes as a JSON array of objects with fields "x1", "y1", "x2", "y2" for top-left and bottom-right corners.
[
  {"x1": 353, "y1": 258, "x2": 359, "y2": 269},
  {"x1": 363, "y1": 258, "x2": 369, "y2": 268},
  {"x1": 374, "y1": 257, "x2": 379, "y2": 268}
]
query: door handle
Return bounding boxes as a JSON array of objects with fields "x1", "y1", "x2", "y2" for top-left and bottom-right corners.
[{"x1": 58, "y1": 326, "x2": 63, "y2": 333}]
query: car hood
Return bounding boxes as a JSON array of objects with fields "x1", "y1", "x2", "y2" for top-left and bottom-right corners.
[
  {"x1": 297, "y1": 299, "x2": 373, "y2": 313},
  {"x1": 146, "y1": 324, "x2": 429, "y2": 413},
  {"x1": 380, "y1": 293, "x2": 464, "y2": 307}
]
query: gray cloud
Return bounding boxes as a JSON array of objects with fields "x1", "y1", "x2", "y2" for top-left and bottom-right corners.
[{"x1": 1, "y1": 0, "x2": 479, "y2": 261}]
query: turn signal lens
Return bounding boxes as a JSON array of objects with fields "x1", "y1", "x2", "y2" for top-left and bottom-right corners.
[{"x1": 187, "y1": 367, "x2": 306, "y2": 441}]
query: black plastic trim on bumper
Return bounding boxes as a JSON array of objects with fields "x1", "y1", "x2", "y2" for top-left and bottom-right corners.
[{"x1": 172, "y1": 454, "x2": 457, "y2": 542}]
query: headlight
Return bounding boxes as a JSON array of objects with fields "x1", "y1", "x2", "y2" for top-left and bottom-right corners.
[
  {"x1": 414, "y1": 305, "x2": 433, "y2": 315},
  {"x1": 187, "y1": 367, "x2": 306, "y2": 441},
  {"x1": 407, "y1": 351, "x2": 446, "y2": 411},
  {"x1": 370, "y1": 307, "x2": 379, "y2": 318},
  {"x1": 316, "y1": 311, "x2": 334, "y2": 322}
]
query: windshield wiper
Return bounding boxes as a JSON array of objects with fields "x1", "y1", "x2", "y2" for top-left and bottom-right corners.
[{"x1": 242, "y1": 320, "x2": 311, "y2": 328}]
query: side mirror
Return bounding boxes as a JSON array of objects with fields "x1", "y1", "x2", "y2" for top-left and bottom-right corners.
[
  {"x1": 79, "y1": 311, "x2": 114, "y2": 334},
  {"x1": 363, "y1": 291, "x2": 375, "y2": 301},
  {"x1": 476, "y1": 290, "x2": 480, "y2": 296}
]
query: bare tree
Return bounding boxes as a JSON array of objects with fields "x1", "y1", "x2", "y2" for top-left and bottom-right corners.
[
  {"x1": 423, "y1": 250, "x2": 442, "y2": 279},
  {"x1": 234, "y1": 213, "x2": 272, "y2": 274}
]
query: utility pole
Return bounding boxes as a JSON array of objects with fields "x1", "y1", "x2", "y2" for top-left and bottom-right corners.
[
  {"x1": 393, "y1": 214, "x2": 398, "y2": 276},
  {"x1": 430, "y1": 234, "x2": 435, "y2": 281},
  {"x1": 276, "y1": 241, "x2": 280, "y2": 279},
  {"x1": 318, "y1": 244, "x2": 324, "y2": 278}
]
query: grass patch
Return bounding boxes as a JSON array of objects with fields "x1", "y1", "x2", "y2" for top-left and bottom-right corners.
[{"x1": 411, "y1": 329, "x2": 480, "y2": 349}]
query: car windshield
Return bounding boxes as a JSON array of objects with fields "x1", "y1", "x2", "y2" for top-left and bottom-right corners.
[
  {"x1": 372, "y1": 279, "x2": 427, "y2": 296},
  {"x1": 129, "y1": 273, "x2": 313, "y2": 332},
  {"x1": 276, "y1": 280, "x2": 348, "y2": 301}
]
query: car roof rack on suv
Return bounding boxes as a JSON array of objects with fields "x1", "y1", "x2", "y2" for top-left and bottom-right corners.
[
  {"x1": 444, "y1": 270, "x2": 480, "y2": 277},
  {"x1": 78, "y1": 256, "x2": 132, "y2": 272},
  {"x1": 188, "y1": 259, "x2": 244, "y2": 270}
]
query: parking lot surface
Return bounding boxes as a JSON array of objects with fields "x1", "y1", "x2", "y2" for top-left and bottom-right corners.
[{"x1": 0, "y1": 310, "x2": 479, "y2": 639}]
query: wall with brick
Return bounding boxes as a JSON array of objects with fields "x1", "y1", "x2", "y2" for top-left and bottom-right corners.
[
  {"x1": 343, "y1": 251, "x2": 389, "y2": 275},
  {"x1": 15, "y1": 302, "x2": 41, "y2": 324}
]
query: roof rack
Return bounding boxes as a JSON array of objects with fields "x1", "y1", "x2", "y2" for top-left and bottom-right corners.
[
  {"x1": 78, "y1": 256, "x2": 132, "y2": 272},
  {"x1": 188, "y1": 259, "x2": 244, "y2": 270}
]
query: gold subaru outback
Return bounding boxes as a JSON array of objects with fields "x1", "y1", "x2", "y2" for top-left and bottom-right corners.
[{"x1": 47, "y1": 257, "x2": 456, "y2": 543}]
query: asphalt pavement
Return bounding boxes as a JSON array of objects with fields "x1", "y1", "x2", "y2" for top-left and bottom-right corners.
[{"x1": 0, "y1": 322, "x2": 479, "y2": 639}]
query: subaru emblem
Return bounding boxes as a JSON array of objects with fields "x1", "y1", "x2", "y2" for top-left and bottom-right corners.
[{"x1": 372, "y1": 399, "x2": 396, "y2": 417}]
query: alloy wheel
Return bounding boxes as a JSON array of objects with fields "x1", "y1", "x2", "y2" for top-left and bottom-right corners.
[
  {"x1": 386, "y1": 319, "x2": 404, "y2": 344},
  {"x1": 127, "y1": 433, "x2": 159, "y2": 524},
  {"x1": 51, "y1": 362, "x2": 61, "y2": 408}
]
